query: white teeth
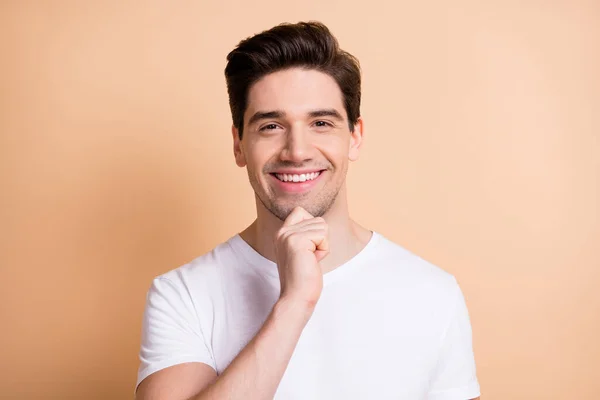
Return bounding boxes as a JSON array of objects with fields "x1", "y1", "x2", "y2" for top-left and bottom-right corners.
[{"x1": 275, "y1": 171, "x2": 321, "y2": 182}]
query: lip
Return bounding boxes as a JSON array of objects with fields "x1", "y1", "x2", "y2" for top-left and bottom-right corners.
[
  {"x1": 271, "y1": 169, "x2": 323, "y2": 174},
  {"x1": 269, "y1": 170, "x2": 325, "y2": 194}
]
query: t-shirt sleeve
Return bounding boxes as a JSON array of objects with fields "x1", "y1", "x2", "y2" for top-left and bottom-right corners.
[
  {"x1": 428, "y1": 279, "x2": 481, "y2": 400},
  {"x1": 135, "y1": 276, "x2": 216, "y2": 392}
]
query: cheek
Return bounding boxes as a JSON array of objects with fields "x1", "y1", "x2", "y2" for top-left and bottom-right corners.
[
  {"x1": 246, "y1": 147, "x2": 272, "y2": 173},
  {"x1": 319, "y1": 141, "x2": 348, "y2": 166},
  {"x1": 254, "y1": 138, "x2": 283, "y2": 158}
]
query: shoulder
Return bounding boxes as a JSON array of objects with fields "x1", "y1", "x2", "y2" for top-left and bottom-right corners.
[
  {"x1": 147, "y1": 236, "x2": 239, "y2": 296},
  {"x1": 372, "y1": 232, "x2": 462, "y2": 300}
]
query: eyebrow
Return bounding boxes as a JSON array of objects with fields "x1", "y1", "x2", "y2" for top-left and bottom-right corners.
[
  {"x1": 308, "y1": 109, "x2": 344, "y2": 121},
  {"x1": 247, "y1": 111, "x2": 285, "y2": 126},
  {"x1": 247, "y1": 108, "x2": 345, "y2": 126}
]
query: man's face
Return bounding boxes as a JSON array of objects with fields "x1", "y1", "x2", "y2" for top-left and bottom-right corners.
[{"x1": 233, "y1": 68, "x2": 363, "y2": 221}]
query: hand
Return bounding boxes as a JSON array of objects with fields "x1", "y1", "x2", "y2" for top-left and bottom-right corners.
[{"x1": 274, "y1": 206, "x2": 330, "y2": 310}]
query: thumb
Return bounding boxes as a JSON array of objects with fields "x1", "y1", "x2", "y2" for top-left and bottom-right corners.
[
  {"x1": 314, "y1": 235, "x2": 330, "y2": 262},
  {"x1": 315, "y1": 249, "x2": 329, "y2": 263},
  {"x1": 282, "y1": 206, "x2": 314, "y2": 227}
]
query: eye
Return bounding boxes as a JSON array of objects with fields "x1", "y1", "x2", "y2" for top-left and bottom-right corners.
[
  {"x1": 314, "y1": 120, "x2": 333, "y2": 128},
  {"x1": 259, "y1": 123, "x2": 280, "y2": 131}
]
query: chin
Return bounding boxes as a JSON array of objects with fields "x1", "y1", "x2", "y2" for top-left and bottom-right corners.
[{"x1": 268, "y1": 201, "x2": 329, "y2": 221}]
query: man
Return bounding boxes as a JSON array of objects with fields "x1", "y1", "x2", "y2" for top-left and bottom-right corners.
[{"x1": 134, "y1": 21, "x2": 481, "y2": 400}]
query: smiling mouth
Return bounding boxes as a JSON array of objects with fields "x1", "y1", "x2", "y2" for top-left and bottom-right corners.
[{"x1": 270, "y1": 170, "x2": 325, "y2": 183}]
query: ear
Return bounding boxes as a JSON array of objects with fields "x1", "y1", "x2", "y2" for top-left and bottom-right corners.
[
  {"x1": 232, "y1": 125, "x2": 246, "y2": 167},
  {"x1": 348, "y1": 117, "x2": 364, "y2": 162}
]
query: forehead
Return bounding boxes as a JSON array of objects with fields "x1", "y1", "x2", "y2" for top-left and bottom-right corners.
[{"x1": 245, "y1": 68, "x2": 346, "y2": 121}]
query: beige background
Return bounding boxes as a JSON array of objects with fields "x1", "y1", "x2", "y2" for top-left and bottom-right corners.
[{"x1": 1, "y1": 1, "x2": 598, "y2": 399}]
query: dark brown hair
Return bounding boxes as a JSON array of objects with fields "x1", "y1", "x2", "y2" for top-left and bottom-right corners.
[{"x1": 224, "y1": 21, "x2": 361, "y2": 139}]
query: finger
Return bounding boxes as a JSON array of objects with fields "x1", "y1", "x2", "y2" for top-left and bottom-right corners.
[
  {"x1": 315, "y1": 249, "x2": 329, "y2": 263},
  {"x1": 313, "y1": 232, "x2": 329, "y2": 254},
  {"x1": 294, "y1": 228, "x2": 329, "y2": 253},
  {"x1": 311, "y1": 231, "x2": 330, "y2": 263},
  {"x1": 283, "y1": 217, "x2": 325, "y2": 231},
  {"x1": 282, "y1": 206, "x2": 314, "y2": 227}
]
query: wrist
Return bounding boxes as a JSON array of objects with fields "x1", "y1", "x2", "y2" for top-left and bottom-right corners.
[{"x1": 273, "y1": 296, "x2": 315, "y2": 326}]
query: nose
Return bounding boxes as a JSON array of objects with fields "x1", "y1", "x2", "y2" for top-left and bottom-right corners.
[{"x1": 279, "y1": 126, "x2": 313, "y2": 163}]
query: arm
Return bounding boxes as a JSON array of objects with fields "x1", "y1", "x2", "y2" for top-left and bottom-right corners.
[
  {"x1": 194, "y1": 297, "x2": 310, "y2": 399},
  {"x1": 136, "y1": 207, "x2": 328, "y2": 400},
  {"x1": 136, "y1": 297, "x2": 312, "y2": 400}
]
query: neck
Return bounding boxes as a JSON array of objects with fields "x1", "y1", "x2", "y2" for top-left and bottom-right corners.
[{"x1": 239, "y1": 185, "x2": 372, "y2": 274}]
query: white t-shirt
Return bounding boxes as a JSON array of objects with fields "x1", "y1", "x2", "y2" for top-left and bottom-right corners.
[{"x1": 136, "y1": 231, "x2": 481, "y2": 399}]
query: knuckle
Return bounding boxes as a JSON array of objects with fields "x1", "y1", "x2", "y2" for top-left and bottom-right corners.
[
  {"x1": 275, "y1": 229, "x2": 286, "y2": 240},
  {"x1": 286, "y1": 232, "x2": 301, "y2": 244},
  {"x1": 278, "y1": 230, "x2": 293, "y2": 244},
  {"x1": 287, "y1": 234, "x2": 306, "y2": 250}
]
